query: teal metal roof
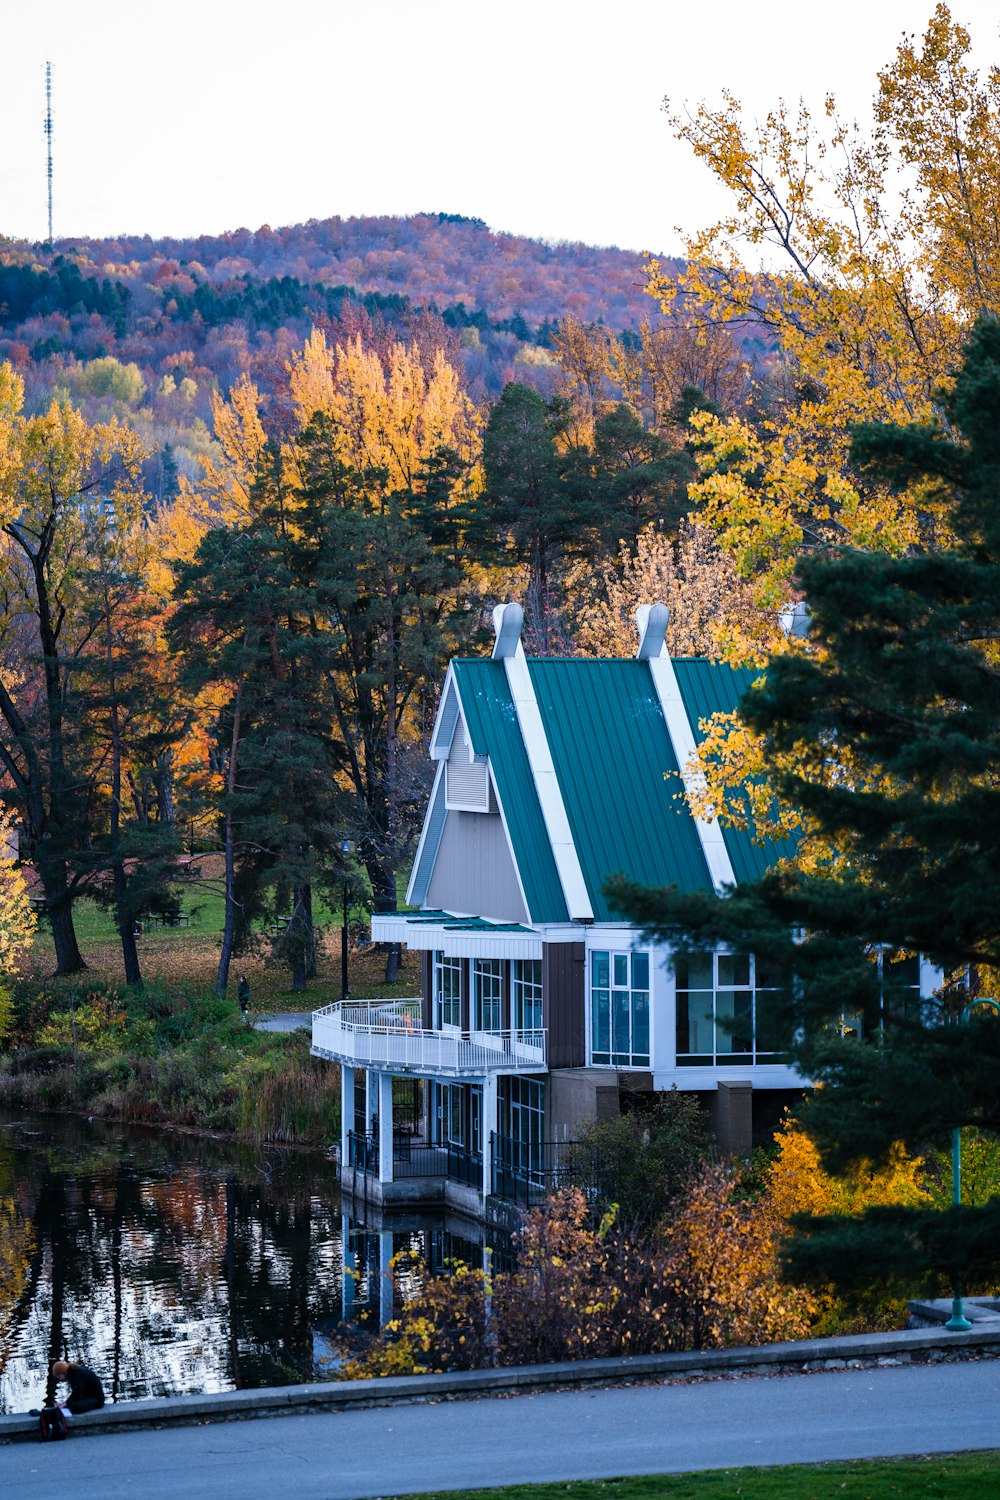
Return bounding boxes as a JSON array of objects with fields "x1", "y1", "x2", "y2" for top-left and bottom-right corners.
[
  {"x1": 528, "y1": 659, "x2": 714, "y2": 921},
  {"x1": 403, "y1": 913, "x2": 535, "y2": 934},
  {"x1": 672, "y1": 660, "x2": 794, "y2": 881},
  {"x1": 451, "y1": 660, "x2": 570, "y2": 924}
]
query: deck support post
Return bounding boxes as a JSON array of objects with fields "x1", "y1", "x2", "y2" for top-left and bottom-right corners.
[{"x1": 482, "y1": 1074, "x2": 498, "y2": 1199}]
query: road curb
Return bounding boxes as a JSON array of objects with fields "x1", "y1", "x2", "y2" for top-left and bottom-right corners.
[{"x1": 4, "y1": 1323, "x2": 1000, "y2": 1444}]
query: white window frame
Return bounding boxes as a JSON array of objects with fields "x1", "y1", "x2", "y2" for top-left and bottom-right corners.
[
  {"x1": 589, "y1": 949, "x2": 651, "y2": 1068},
  {"x1": 433, "y1": 950, "x2": 462, "y2": 1030}
]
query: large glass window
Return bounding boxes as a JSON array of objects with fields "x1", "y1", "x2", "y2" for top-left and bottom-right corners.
[
  {"x1": 498, "y1": 1076, "x2": 545, "y2": 1184},
  {"x1": 590, "y1": 950, "x2": 650, "y2": 1067},
  {"x1": 433, "y1": 951, "x2": 462, "y2": 1029},
  {"x1": 512, "y1": 959, "x2": 543, "y2": 1036},
  {"x1": 473, "y1": 958, "x2": 503, "y2": 1034},
  {"x1": 675, "y1": 952, "x2": 783, "y2": 1065}
]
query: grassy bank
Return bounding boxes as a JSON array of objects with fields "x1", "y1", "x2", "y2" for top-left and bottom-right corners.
[
  {"x1": 0, "y1": 979, "x2": 340, "y2": 1146},
  {"x1": 21, "y1": 854, "x2": 421, "y2": 1011},
  {"x1": 390, "y1": 1452, "x2": 1000, "y2": 1500}
]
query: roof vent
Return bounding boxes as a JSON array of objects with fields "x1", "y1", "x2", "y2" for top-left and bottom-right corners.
[
  {"x1": 492, "y1": 601, "x2": 524, "y2": 660},
  {"x1": 635, "y1": 602, "x2": 669, "y2": 660}
]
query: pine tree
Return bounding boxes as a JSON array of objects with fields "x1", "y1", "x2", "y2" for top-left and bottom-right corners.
[{"x1": 610, "y1": 320, "x2": 1000, "y2": 1294}]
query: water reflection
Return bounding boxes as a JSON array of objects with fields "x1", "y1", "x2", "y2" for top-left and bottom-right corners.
[{"x1": 0, "y1": 1112, "x2": 507, "y2": 1413}]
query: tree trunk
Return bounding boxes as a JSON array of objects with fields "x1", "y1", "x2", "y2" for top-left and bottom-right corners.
[
  {"x1": 215, "y1": 691, "x2": 242, "y2": 996},
  {"x1": 216, "y1": 811, "x2": 237, "y2": 996},
  {"x1": 368, "y1": 858, "x2": 400, "y2": 984},
  {"x1": 45, "y1": 888, "x2": 86, "y2": 976},
  {"x1": 154, "y1": 754, "x2": 175, "y2": 825}
]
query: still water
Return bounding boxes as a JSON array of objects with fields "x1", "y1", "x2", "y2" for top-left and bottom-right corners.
[{"x1": 0, "y1": 1111, "x2": 502, "y2": 1414}]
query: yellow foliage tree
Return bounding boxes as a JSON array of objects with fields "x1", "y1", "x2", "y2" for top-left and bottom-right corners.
[
  {"x1": 574, "y1": 519, "x2": 777, "y2": 662},
  {"x1": 286, "y1": 327, "x2": 482, "y2": 486},
  {"x1": 649, "y1": 5, "x2": 994, "y2": 607},
  {"x1": 0, "y1": 811, "x2": 35, "y2": 989},
  {"x1": 644, "y1": 6, "x2": 997, "y2": 845}
]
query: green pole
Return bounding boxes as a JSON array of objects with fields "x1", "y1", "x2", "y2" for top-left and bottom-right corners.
[{"x1": 944, "y1": 1125, "x2": 971, "y2": 1331}]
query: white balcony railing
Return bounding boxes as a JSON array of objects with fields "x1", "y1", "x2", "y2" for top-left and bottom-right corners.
[{"x1": 311, "y1": 999, "x2": 546, "y2": 1077}]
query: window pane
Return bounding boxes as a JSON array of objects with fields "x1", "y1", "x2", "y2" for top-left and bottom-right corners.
[
  {"x1": 715, "y1": 989, "x2": 752, "y2": 1053},
  {"x1": 677, "y1": 989, "x2": 713, "y2": 1055},
  {"x1": 754, "y1": 954, "x2": 783, "y2": 990},
  {"x1": 754, "y1": 987, "x2": 785, "y2": 1054},
  {"x1": 676, "y1": 952, "x2": 714, "y2": 991},
  {"x1": 718, "y1": 953, "x2": 751, "y2": 988},
  {"x1": 612, "y1": 988, "x2": 631, "y2": 1061},
  {"x1": 592, "y1": 951, "x2": 610, "y2": 988},
  {"x1": 632, "y1": 990, "x2": 650, "y2": 1062},
  {"x1": 632, "y1": 952, "x2": 649, "y2": 989},
  {"x1": 613, "y1": 954, "x2": 629, "y2": 988},
  {"x1": 592, "y1": 988, "x2": 610, "y2": 1058}
]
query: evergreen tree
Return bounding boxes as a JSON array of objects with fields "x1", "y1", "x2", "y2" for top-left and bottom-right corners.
[
  {"x1": 482, "y1": 383, "x2": 601, "y2": 649},
  {"x1": 610, "y1": 320, "x2": 1000, "y2": 1295}
]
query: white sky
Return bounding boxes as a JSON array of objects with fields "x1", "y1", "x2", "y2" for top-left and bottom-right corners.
[{"x1": 3, "y1": 1, "x2": 998, "y2": 257}]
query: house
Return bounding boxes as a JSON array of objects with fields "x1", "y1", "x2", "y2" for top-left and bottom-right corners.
[{"x1": 311, "y1": 602, "x2": 922, "y2": 1219}]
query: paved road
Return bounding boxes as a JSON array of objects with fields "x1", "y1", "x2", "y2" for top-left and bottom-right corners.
[
  {"x1": 6, "y1": 1362, "x2": 999, "y2": 1499},
  {"x1": 253, "y1": 1012, "x2": 314, "y2": 1032}
]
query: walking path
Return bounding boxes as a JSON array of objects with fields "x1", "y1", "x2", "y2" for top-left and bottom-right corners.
[
  {"x1": 7, "y1": 1359, "x2": 999, "y2": 1500},
  {"x1": 252, "y1": 1011, "x2": 314, "y2": 1032}
]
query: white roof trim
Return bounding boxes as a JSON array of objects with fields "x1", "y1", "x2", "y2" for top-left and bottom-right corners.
[
  {"x1": 429, "y1": 665, "x2": 461, "y2": 761},
  {"x1": 372, "y1": 912, "x2": 543, "y2": 960},
  {"x1": 646, "y1": 650, "x2": 737, "y2": 895},
  {"x1": 405, "y1": 759, "x2": 446, "y2": 907},
  {"x1": 503, "y1": 642, "x2": 594, "y2": 921}
]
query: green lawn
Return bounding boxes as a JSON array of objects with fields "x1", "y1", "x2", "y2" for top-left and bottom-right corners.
[
  {"x1": 24, "y1": 855, "x2": 421, "y2": 1008},
  {"x1": 386, "y1": 1452, "x2": 999, "y2": 1500}
]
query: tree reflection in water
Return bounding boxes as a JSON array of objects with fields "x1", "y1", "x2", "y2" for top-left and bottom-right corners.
[{"x1": 0, "y1": 1112, "x2": 507, "y2": 1413}]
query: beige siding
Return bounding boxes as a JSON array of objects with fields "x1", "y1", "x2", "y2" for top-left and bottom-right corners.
[{"x1": 425, "y1": 809, "x2": 528, "y2": 924}]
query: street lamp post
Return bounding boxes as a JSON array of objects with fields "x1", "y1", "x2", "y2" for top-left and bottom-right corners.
[
  {"x1": 340, "y1": 840, "x2": 353, "y2": 1003},
  {"x1": 944, "y1": 996, "x2": 1000, "y2": 1332}
]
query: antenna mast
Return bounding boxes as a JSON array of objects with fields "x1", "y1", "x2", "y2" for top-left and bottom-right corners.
[{"x1": 45, "y1": 61, "x2": 53, "y2": 245}]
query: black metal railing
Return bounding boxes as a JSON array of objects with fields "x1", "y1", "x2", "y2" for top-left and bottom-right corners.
[
  {"x1": 348, "y1": 1130, "x2": 377, "y2": 1173},
  {"x1": 490, "y1": 1133, "x2": 577, "y2": 1207},
  {"x1": 349, "y1": 1129, "x2": 482, "y2": 1187}
]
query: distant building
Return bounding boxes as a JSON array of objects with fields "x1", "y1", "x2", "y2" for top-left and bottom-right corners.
[{"x1": 312, "y1": 603, "x2": 927, "y2": 1219}]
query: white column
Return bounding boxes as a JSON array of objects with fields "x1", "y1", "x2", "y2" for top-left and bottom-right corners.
[
  {"x1": 481, "y1": 1074, "x2": 498, "y2": 1199},
  {"x1": 378, "y1": 1071, "x2": 394, "y2": 1183},
  {"x1": 379, "y1": 1229, "x2": 394, "y2": 1327},
  {"x1": 340, "y1": 1065, "x2": 354, "y2": 1171},
  {"x1": 365, "y1": 1069, "x2": 378, "y2": 1136},
  {"x1": 341, "y1": 1211, "x2": 355, "y2": 1321}
]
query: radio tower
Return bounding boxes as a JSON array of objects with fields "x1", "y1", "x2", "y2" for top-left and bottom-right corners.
[{"x1": 44, "y1": 61, "x2": 53, "y2": 245}]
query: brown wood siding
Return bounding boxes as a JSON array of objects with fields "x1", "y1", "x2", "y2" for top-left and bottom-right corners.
[
  {"x1": 421, "y1": 951, "x2": 433, "y2": 1029},
  {"x1": 543, "y1": 942, "x2": 586, "y2": 1068}
]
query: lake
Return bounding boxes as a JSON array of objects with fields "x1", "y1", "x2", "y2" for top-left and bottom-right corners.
[{"x1": 0, "y1": 1111, "x2": 501, "y2": 1414}]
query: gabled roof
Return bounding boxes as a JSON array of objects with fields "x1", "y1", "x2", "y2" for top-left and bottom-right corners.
[
  {"x1": 673, "y1": 661, "x2": 797, "y2": 883},
  {"x1": 451, "y1": 660, "x2": 569, "y2": 923},
  {"x1": 414, "y1": 618, "x2": 788, "y2": 929},
  {"x1": 528, "y1": 659, "x2": 713, "y2": 922}
]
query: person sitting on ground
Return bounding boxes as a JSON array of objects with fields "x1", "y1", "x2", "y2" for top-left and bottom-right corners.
[{"x1": 51, "y1": 1360, "x2": 105, "y2": 1417}]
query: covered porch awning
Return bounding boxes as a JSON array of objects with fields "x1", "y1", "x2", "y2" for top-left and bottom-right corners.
[{"x1": 372, "y1": 909, "x2": 543, "y2": 960}]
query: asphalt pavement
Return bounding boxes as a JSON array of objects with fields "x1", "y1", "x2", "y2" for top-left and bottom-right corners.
[{"x1": 5, "y1": 1359, "x2": 999, "y2": 1499}]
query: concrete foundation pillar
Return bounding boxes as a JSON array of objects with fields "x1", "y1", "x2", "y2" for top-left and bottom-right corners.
[
  {"x1": 378, "y1": 1072, "x2": 394, "y2": 1183},
  {"x1": 340, "y1": 1064, "x2": 354, "y2": 1169},
  {"x1": 710, "y1": 1081, "x2": 753, "y2": 1158}
]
